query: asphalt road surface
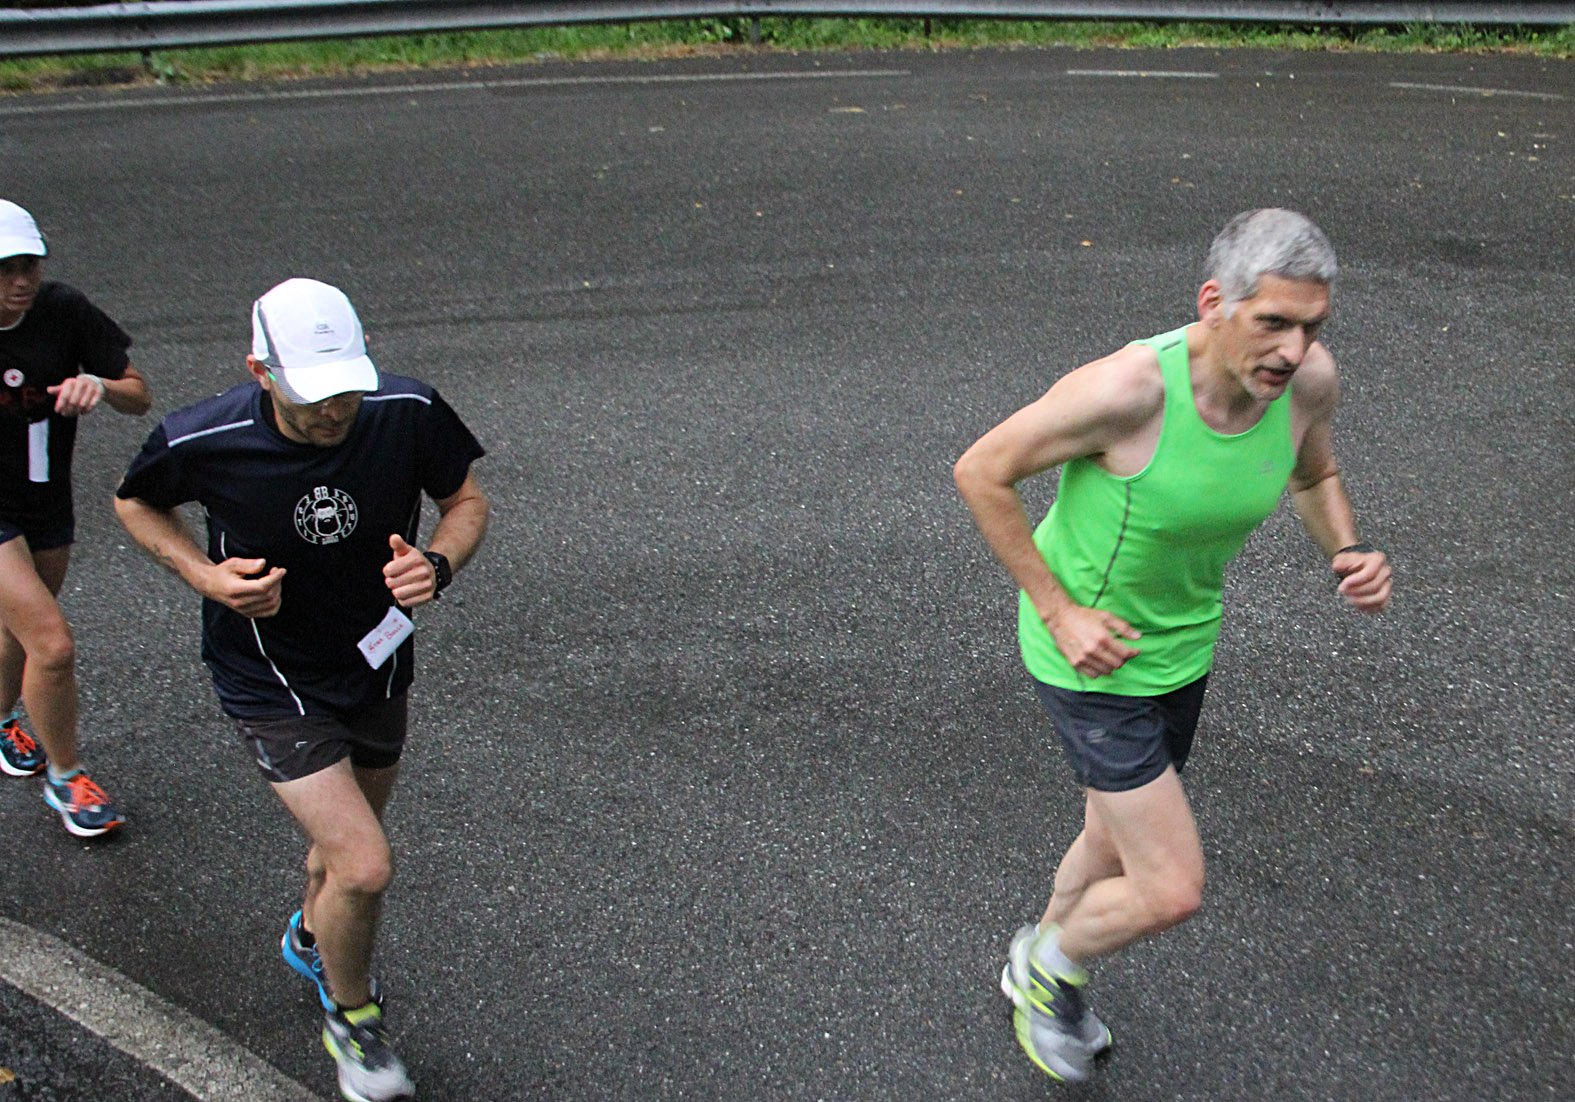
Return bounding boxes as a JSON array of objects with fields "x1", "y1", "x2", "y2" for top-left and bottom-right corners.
[{"x1": 0, "y1": 45, "x2": 1571, "y2": 1101}]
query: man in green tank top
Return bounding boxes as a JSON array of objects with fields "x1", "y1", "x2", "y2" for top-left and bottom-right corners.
[{"x1": 954, "y1": 209, "x2": 1392, "y2": 1085}]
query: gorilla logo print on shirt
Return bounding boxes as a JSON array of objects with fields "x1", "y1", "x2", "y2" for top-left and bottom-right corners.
[{"x1": 293, "y1": 486, "x2": 358, "y2": 545}]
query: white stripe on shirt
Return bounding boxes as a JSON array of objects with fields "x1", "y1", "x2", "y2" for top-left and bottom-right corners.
[
  {"x1": 168, "y1": 418, "x2": 254, "y2": 448},
  {"x1": 219, "y1": 529, "x2": 305, "y2": 716}
]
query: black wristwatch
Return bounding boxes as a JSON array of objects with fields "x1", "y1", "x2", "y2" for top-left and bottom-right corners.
[{"x1": 423, "y1": 551, "x2": 452, "y2": 597}]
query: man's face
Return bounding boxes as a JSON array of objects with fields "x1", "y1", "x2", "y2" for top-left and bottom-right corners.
[
  {"x1": 1214, "y1": 273, "x2": 1331, "y2": 401},
  {"x1": 252, "y1": 360, "x2": 365, "y2": 447},
  {"x1": 0, "y1": 254, "x2": 43, "y2": 324}
]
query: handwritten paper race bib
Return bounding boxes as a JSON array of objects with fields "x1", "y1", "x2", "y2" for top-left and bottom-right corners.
[{"x1": 357, "y1": 606, "x2": 414, "y2": 669}]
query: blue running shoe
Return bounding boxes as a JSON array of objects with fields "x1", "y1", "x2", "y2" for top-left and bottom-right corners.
[
  {"x1": 0, "y1": 716, "x2": 45, "y2": 777},
  {"x1": 42, "y1": 769, "x2": 123, "y2": 837},
  {"x1": 283, "y1": 910, "x2": 382, "y2": 1011}
]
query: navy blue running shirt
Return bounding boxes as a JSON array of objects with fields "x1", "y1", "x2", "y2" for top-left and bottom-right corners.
[
  {"x1": 0, "y1": 282, "x2": 133, "y2": 530},
  {"x1": 117, "y1": 374, "x2": 484, "y2": 720}
]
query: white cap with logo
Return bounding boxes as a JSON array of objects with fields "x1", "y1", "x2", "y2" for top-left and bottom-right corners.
[
  {"x1": 0, "y1": 200, "x2": 46, "y2": 259},
  {"x1": 251, "y1": 278, "x2": 378, "y2": 404}
]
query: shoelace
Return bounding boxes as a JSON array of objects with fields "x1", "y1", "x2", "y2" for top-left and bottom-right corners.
[
  {"x1": 302, "y1": 942, "x2": 331, "y2": 984},
  {"x1": 3, "y1": 723, "x2": 37, "y2": 756},
  {"x1": 60, "y1": 772, "x2": 109, "y2": 809}
]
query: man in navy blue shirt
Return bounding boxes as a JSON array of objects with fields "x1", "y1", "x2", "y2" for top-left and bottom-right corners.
[
  {"x1": 116, "y1": 278, "x2": 488, "y2": 1102},
  {"x1": 0, "y1": 198, "x2": 151, "y2": 837}
]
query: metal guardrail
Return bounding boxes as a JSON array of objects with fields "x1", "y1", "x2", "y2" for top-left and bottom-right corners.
[{"x1": 1, "y1": 0, "x2": 1572, "y2": 59}]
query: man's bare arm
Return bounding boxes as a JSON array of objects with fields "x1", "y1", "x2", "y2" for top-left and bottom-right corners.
[
  {"x1": 382, "y1": 470, "x2": 490, "y2": 608},
  {"x1": 114, "y1": 494, "x2": 286, "y2": 618},
  {"x1": 428, "y1": 470, "x2": 489, "y2": 572},
  {"x1": 953, "y1": 346, "x2": 1161, "y2": 676},
  {"x1": 1287, "y1": 357, "x2": 1391, "y2": 613}
]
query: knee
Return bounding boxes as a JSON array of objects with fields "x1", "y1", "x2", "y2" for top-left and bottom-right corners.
[
  {"x1": 326, "y1": 845, "x2": 393, "y2": 897},
  {"x1": 1139, "y1": 873, "x2": 1204, "y2": 935},
  {"x1": 26, "y1": 626, "x2": 74, "y2": 673}
]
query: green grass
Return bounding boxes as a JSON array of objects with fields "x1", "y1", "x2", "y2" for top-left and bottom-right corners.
[{"x1": 1, "y1": 17, "x2": 1571, "y2": 93}]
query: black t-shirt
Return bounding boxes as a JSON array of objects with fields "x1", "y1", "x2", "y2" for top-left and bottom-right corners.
[
  {"x1": 0, "y1": 282, "x2": 133, "y2": 527},
  {"x1": 117, "y1": 374, "x2": 485, "y2": 720}
]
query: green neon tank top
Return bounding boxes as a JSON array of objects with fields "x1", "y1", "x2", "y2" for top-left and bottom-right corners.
[{"x1": 1018, "y1": 325, "x2": 1295, "y2": 694}]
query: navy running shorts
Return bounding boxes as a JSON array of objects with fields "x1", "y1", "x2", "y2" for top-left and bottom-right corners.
[
  {"x1": 0, "y1": 516, "x2": 74, "y2": 551},
  {"x1": 1034, "y1": 675, "x2": 1209, "y2": 793},
  {"x1": 234, "y1": 694, "x2": 408, "y2": 784}
]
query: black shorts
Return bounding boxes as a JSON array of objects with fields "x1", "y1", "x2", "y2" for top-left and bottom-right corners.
[
  {"x1": 1034, "y1": 676, "x2": 1209, "y2": 793},
  {"x1": 234, "y1": 694, "x2": 408, "y2": 784},
  {"x1": 0, "y1": 516, "x2": 74, "y2": 551}
]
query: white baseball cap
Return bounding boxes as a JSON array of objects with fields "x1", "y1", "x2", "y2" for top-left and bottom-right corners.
[
  {"x1": 0, "y1": 200, "x2": 46, "y2": 259},
  {"x1": 251, "y1": 278, "x2": 378, "y2": 404}
]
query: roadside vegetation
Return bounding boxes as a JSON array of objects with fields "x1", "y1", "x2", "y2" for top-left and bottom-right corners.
[{"x1": 1, "y1": 16, "x2": 1572, "y2": 93}]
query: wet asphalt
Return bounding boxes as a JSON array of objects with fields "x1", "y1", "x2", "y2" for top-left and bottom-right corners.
[{"x1": 0, "y1": 45, "x2": 1571, "y2": 1101}]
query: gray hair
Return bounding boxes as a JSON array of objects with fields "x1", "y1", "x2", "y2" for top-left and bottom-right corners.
[{"x1": 1205, "y1": 209, "x2": 1337, "y2": 311}]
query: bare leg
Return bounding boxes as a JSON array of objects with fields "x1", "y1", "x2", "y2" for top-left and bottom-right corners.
[
  {"x1": 1042, "y1": 793, "x2": 1123, "y2": 929},
  {"x1": 0, "y1": 543, "x2": 59, "y2": 714},
  {"x1": 302, "y1": 762, "x2": 400, "y2": 935},
  {"x1": 0, "y1": 541, "x2": 78, "y2": 772},
  {"x1": 273, "y1": 759, "x2": 399, "y2": 1009},
  {"x1": 1054, "y1": 767, "x2": 1205, "y2": 964},
  {"x1": 0, "y1": 625, "x2": 22, "y2": 717}
]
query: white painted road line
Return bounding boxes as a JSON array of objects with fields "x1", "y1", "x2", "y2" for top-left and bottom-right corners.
[
  {"x1": 1391, "y1": 81, "x2": 1565, "y2": 101},
  {"x1": 0, "y1": 916, "x2": 323, "y2": 1102},
  {"x1": 0, "y1": 68, "x2": 912, "y2": 117},
  {"x1": 1066, "y1": 69, "x2": 1219, "y2": 78}
]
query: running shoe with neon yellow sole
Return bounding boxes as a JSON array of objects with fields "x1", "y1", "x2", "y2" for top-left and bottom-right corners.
[
  {"x1": 323, "y1": 1001, "x2": 414, "y2": 1102},
  {"x1": 282, "y1": 910, "x2": 383, "y2": 1012},
  {"x1": 42, "y1": 769, "x2": 123, "y2": 837},
  {"x1": 1000, "y1": 926, "x2": 1112, "y2": 1054},
  {"x1": 0, "y1": 716, "x2": 45, "y2": 777},
  {"x1": 1001, "y1": 925, "x2": 1109, "y2": 1082}
]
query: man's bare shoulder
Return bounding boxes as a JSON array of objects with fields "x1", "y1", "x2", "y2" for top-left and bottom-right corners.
[
  {"x1": 956, "y1": 341, "x2": 1167, "y2": 479},
  {"x1": 1049, "y1": 342, "x2": 1166, "y2": 431},
  {"x1": 1290, "y1": 342, "x2": 1341, "y2": 414}
]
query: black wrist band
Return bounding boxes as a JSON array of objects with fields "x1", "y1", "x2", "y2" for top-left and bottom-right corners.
[
  {"x1": 423, "y1": 551, "x2": 452, "y2": 597},
  {"x1": 1337, "y1": 543, "x2": 1375, "y2": 555}
]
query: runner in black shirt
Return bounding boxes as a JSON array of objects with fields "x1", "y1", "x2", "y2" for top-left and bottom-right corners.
[
  {"x1": 0, "y1": 200, "x2": 151, "y2": 837},
  {"x1": 116, "y1": 278, "x2": 488, "y2": 1102}
]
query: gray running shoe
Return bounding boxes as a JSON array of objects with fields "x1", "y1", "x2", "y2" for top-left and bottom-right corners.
[
  {"x1": 1001, "y1": 925, "x2": 1107, "y2": 1082},
  {"x1": 322, "y1": 1001, "x2": 414, "y2": 1102},
  {"x1": 1000, "y1": 931, "x2": 1112, "y2": 1054}
]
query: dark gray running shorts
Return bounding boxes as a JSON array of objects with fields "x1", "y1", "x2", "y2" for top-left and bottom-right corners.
[
  {"x1": 234, "y1": 694, "x2": 408, "y2": 784},
  {"x1": 1033, "y1": 675, "x2": 1209, "y2": 793}
]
